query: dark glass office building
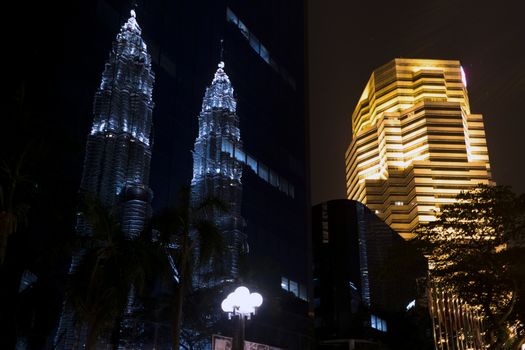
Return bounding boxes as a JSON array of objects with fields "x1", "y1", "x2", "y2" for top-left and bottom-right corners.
[
  {"x1": 4, "y1": 0, "x2": 310, "y2": 348},
  {"x1": 312, "y1": 200, "x2": 428, "y2": 349}
]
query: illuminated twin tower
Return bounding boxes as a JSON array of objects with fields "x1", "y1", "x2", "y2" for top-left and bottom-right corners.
[
  {"x1": 55, "y1": 10, "x2": 155, "y2": 349},
  {"x1": 346, "y1": 58, "x2": 492, "y2": 239},
  {"x1": 56, "y1": 9, "x2": 245, "y2": 348},
  {"x1": 190, "y1": 61, "x2": 245, "y2": 285}
]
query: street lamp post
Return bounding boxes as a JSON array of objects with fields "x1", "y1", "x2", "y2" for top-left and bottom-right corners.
[{"x1": 221, "y1": 286, "x2": 263, "y2": 350}]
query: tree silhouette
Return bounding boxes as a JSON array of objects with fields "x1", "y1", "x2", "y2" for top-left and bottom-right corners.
[
  {"x1": 66, "y1": 196, "x2": 167, "y2": 349},
  {"x1": 416, "y1": 185, "x2": 525, "y2": 349},
  {"x1": 152, "y1": 187, "x2": 226, "y2": 350},
  {"x1": 0, "y1": 149, "x2": 35, "y2": 265}
]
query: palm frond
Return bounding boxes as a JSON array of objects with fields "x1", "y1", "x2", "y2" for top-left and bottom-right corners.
[
  {"x1": 193, "y1": 219, "x2": 225, "y2": 267},
  {"x1": 192, "y1": 196, "x2": 229, "y2": 218},
  {"x1": 67, "y1": 199, "x2": 171, "y2": 344},
  {"x1": 151, "y1": 207, "x2": 186, "y2": 245},
  {"x1": 80, "y1": 195, "x2": 121, "y2": 242}
]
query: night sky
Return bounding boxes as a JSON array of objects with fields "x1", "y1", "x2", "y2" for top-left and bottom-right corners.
[{"x1": 308, "y1": 0, "x2": 525, "y2": 204}]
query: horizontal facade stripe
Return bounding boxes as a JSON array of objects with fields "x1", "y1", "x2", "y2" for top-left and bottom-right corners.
[{"x1": 346, "y1": 59, "x2": 492, "y2": 238}]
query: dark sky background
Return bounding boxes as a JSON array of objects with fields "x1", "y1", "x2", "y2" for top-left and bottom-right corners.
[{"x1": 308, "y1": 0, "x2": 525, "y2": 205}]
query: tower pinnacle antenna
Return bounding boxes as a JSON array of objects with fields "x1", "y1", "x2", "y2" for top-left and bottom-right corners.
[{"x1": 220, "y1": 39, "x2": 224, "y2": 62}]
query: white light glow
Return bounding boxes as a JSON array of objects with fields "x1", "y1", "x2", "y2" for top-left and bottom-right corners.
[
  {"x1": 221, "y1": 286, "x2": 263, "y2": 317},
  {"x1": 250, "y1": 292, "x2": 263, "y2": 307}
]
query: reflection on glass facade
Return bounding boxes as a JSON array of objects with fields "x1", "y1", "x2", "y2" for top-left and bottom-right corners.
[
  {"x1": 312, "y1": 200, "x2": 426, "y2": 345},
  {"x1": 221, "y1": 139, "x2": 295, "y2": 197},
  {"x1": 226, "y1": 7, "x2": 296, "y2": 90},
  {"x1": 370, "y1": 314, "x2": 387, "y2": 332},
  {"x1": 281, "y1": 276, "x2": 308, "y2": 301},
  {"x1": 191, "y1": 61, "x2": 245, "y2": 286}
]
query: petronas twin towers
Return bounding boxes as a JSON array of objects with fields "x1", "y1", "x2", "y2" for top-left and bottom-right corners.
[
  {"x1": 55, "y1": 10, "x2": 244, "y2": 349},
  {"x1": 191, "y1": 61, "x2": 245, "y2": 286},
  {"x1": 80, "y1": 10, "x2": 155, "y2": 240}
]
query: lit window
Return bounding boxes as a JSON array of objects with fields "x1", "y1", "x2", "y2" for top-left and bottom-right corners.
[
  {"x1": 260, "y1": 45, "x2": 270, "y2": 64},
  {"x1": 223, "y1": 143, "x2": 294, "y2": 197},
  {"x1": 258, "y1": 163, "x2": 269, "y2": 181},
  {"x1": 299, "y1": 284, "x2": 308, "y2": 301},
  {"x1": 394, "y1": 201, "x2": 404, "y2": 206},
  {"x1": 226, "y1": 8, "x2": 238, "y2": 25},
  {"x1": 226, "y1": 7, "x2": 296, "y2": 89},
  {"x1": 221, "y1": 139, "x2": 234, "y2": 155},
  {"x1": 247, "y1": 155, "x2": 257, "y2": 172},
  {"x1": 249, "y1": 35, "x2": 260, "y2": 54},
  {"x1": 289, "y1": 280, "x2": 299, "y2": 297},
  {"x1": 269, "y1": 170, "x2": 279, "y2": 187},
  {"x1": 282, "y1": 277, "x2": 308, "y2": 301},
  {"x1": 234, "y1": 147, "x2": 245, "y2": 162},
  {"x1": 281, "y1": 276, "x2": 289, "y2": 290},
  {"x1": 238, "y1": 20, "x2": 249, "y2": 39},
  {"x1": 371, "y1": 314, "x2": 387, "y2": 332}
]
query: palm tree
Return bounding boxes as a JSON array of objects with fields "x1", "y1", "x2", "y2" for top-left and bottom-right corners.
[
  {"x1": 66, "y1": 196, "x2": 167, "y2": 349},
  {"x1": 0, "y1": 149, "x2": 34, "y2": 265},
  {"x1": 152, "y1": 187, "x2": 226, "y2": 350}
]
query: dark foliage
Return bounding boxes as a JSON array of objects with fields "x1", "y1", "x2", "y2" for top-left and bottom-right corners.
[{"x1": 416, "y1": 185, "x2": 525, "y2": 349}]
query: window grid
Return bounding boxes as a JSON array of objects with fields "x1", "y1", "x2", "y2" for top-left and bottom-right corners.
[
  {"x1": 226, "y1": 7, "x2": 296, "y2": 90},
  {"x1": 370, "y1": 314, "x2": 387, "y2": 332},
  {"x1": 281, "y1": 276, "x2": 308, "y2": 301},
  {"x1": 221, "y1": 140, "x2": 295, "y2": 198}
]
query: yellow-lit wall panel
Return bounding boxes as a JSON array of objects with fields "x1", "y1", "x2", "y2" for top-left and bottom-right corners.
[{"x1": 346, "y1": 59, "x2": 492, "y2": 238}]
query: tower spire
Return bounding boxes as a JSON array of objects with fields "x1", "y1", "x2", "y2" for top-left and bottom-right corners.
[
  {"x1": 202, "y1": 60, "x2": 236, "y2": 113},
  {"x1": 220, "y1": 38, "x2": 224, "y2": 62},
  {"x1": 122, "y1": 7, "x2": 141, "y2": 34}
]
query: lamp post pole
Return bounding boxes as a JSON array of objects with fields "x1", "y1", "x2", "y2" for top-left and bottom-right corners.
[
  {"x1": 221, "y1": 286, "x2": 263, "y2": 350},
  {"x1": 234, "y1": 314, "x2": 245, "y2": 350}
]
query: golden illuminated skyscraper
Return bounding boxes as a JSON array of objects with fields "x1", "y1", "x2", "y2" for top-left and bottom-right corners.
[{"x1": 346, "y1": 58, "x2": 492, "y2": 239}]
